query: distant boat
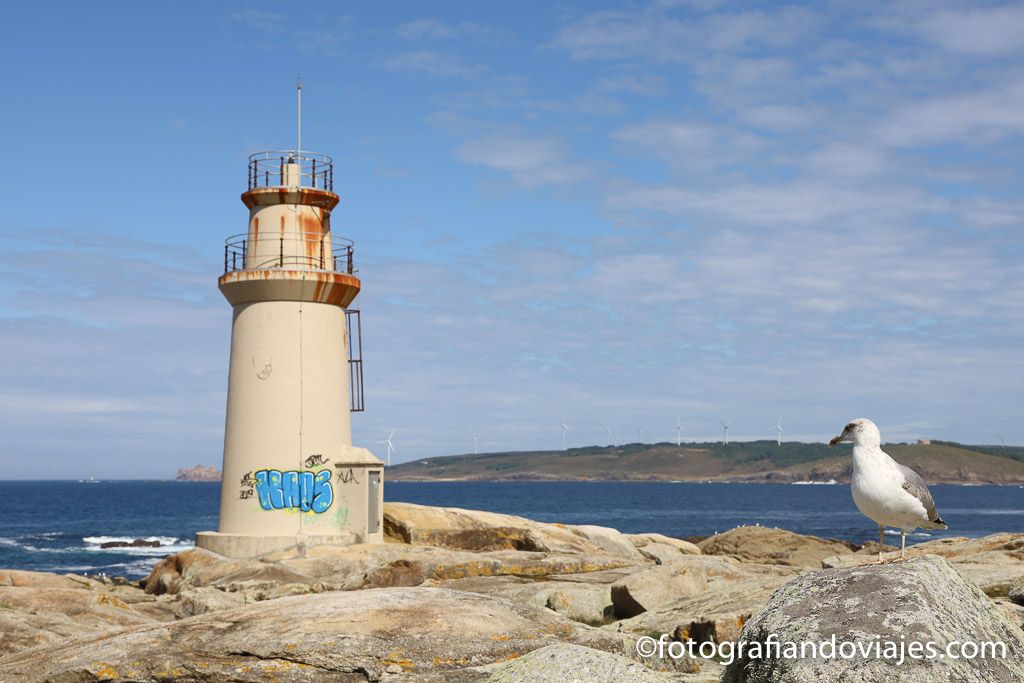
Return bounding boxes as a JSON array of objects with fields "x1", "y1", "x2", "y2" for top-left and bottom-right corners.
[
  {"x1": 78, "y1": 477, "x2": 101, "y2": 484},
  {"x1": 792, "y1": 479, "x2": 838, "y2": 485}
]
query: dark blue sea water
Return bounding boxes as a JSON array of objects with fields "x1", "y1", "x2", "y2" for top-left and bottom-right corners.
[{"x1": 1, "y1": 480, "x2": 1021, "y2": 579}]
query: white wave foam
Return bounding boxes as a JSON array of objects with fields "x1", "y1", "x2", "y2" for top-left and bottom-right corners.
[
  {"x1": 83, "y1": 536, "x2": 180, "y2": 546},
  {"x1": 19, "y1": 545, "x2": 76, "y2": 554},
  {"x1": 81, "y1": 536, "x2": 192, "y2": 556}
]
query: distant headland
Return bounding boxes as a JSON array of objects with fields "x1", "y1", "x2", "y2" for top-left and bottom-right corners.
[
  {"x1": 387, "y1": 440, "x2": 1024, "y2": 485},
  {"x1": 175, "y1": 465, "x2": 221, "y2": 482}
]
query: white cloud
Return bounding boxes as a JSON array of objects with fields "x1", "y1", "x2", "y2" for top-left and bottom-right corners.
[
  {"x1": 919, "y1": 4, "x2": 1024, "y2": 56},
  {"x1": 455, "y1": 132, "x2": 597, "y2": 186},
  {"x1": 396, "y1": 18, "x2": 497, "y2": 42},
  {"x1": 614, "y1": 119, "x2": 769, "y2": 173},
  {"x1": 551, "y1": 4, "x2": 819, "y2": 62},
  {"x1": 384, "y1": 51, "x2": 487, "y2": 79},
  {"x1": 226, "y1": 8, "x2": 352, "y2": 56}
]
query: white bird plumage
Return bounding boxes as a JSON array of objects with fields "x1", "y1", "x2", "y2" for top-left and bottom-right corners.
[{"x1": 829, "y1": 418, "x2": 947, "y2": 562}]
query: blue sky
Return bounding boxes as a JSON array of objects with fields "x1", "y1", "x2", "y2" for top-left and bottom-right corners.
[{"x1": 1, "y1": 1, "x2": 1022, "y2": 478}]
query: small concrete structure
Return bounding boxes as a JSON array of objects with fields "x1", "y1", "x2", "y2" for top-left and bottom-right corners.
[{"x1": 197, "y1": 149, "x2": 383, "y2": 559}]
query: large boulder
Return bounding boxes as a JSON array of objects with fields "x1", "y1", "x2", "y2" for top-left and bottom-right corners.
[
  {"x1": 627, "y1": 533, "x2": 702, "y2": 564},
  {"x1": 722, "y1": 555, "x2": 1024, "y2": 683},
  {"x1": 699, "y1": 526, "x2": 856, "y2": 568},
  {"x1": 608, "y1": 559, "x2": 799, "y2": 645},
  {"x1": 0, "y1": 587, "x2": 638, "y2": 682},
  {"x1": 384, "y1": 502, "x2": 647, "y2": 562},
  {"x1": 610, "y1": 558, "x2": 711, "y2": 619},
  {"x1": 822, "y1": 533, "x2": 1024, "y2": 597},
  {"x1": 546, "y1": 585, "x2": 614, "y2": 625}
]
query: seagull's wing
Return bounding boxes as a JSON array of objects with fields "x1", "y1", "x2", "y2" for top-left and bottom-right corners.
[{"x1": 897, "y1": 464, "x2": 946, "y2": 527}]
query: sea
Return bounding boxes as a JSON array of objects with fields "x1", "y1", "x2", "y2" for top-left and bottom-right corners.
[{"x1": 1, "y1": 480, "x2": 1021, "y2": 580}]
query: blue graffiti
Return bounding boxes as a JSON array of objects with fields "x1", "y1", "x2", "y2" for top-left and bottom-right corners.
[{"x1": 254, "y1": 469, "x2": 333, "y2": 513}]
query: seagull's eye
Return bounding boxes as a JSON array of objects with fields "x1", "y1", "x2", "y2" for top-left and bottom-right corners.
[{"x1": 846, "y1": 423, "x2": 856, "y2": 431}]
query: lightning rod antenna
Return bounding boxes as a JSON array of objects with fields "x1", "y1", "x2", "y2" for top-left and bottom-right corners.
[{"x1": 297, "y1": 77, "x2": 302, "y2": 164}]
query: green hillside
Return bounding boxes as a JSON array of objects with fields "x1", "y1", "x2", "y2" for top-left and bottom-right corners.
[{"x1": 387, "y1": 440, "x2": 1024, "y2": 485}]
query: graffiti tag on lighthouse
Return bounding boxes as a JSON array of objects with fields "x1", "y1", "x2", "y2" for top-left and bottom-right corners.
[{"x1": 254, "y1": 469, "x2": 334, "y2": 513}]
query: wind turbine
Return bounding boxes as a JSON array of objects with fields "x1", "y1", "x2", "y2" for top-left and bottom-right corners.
[
  {"x1": 637, "y1": 426, "x2": 644, "y2": 443},
  {"x1": 560, "y1": 413, "x2": 569, "y2": 451},
  {"x1": 721, "y1": 420, "x2": 731, "y2": 445},
  {"x1": 776, "y1": 416, "x2": 783, "y2": 446},
  {"x1": 675, "y1": 417, "x2": 683, "y2": 447},
  {"x1": 473, "y1": 431, "x2": 480, "y2": 455},
  {"x1": 378, "y1": 429, "x2": 396, "y2": 467},
  {"x1": 605, "y1": 424, "x2": 612, "y2": 447}
]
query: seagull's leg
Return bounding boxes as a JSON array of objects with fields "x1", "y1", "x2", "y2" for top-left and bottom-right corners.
[
  {"x1": 900, "y1": 529, "x2": 906, "y2": 559},
  {"x1": 877, "y1": 525, "x2": 884, "y2": 563}
]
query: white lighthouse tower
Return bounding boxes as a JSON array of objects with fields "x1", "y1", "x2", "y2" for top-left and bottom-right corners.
[{"x1": 197, "y1": 86, "x2": 384, "y2": 559}]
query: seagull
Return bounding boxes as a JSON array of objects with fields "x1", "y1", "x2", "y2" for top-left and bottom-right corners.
[{"x1": 829, "y1": 418, "x2": 947, "y2": 562}]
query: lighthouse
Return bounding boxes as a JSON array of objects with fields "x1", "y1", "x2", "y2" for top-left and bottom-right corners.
[{"x1": 197, "y1": 87, "x2": 384, "y2": 558}]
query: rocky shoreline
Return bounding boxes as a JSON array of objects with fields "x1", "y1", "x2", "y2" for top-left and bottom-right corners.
[{"x1": 1, "y1": 502, "x2": 1022, "y2": 681}]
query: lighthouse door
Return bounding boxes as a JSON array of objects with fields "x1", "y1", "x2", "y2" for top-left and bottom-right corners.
[{"x1": 367, "y1": 470, "x2": 381, "y2": 534}]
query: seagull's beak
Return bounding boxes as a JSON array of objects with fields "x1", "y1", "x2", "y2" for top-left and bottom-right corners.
[{"x1": 828, "y1": 433, "x2": 845, "y2": 448}]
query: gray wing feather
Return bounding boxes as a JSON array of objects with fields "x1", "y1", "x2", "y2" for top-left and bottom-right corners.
[{"x1": 898, "y1": 464, "x2": 943, "y2": 524}]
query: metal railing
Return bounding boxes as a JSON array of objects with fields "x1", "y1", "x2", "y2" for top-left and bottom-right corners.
[
  {"x1": 223, "y1": 232, "x2": 354, "y2": 273},
  {"x1": 247, "y1": 150, "x2": 333, "y2": 191}
]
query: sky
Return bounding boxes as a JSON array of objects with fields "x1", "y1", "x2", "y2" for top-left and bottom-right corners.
[{"x1": 1, "y1": 1, "x2": 1022, "y2": 478}]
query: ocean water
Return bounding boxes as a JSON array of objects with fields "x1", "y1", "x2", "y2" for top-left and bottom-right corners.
[{"x1": 1, "y1": 480, "x2": 1021, "y2": 579}]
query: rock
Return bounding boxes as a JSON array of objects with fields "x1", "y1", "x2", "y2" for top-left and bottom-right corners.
[
  {"x1": 546, "y1": 585, "x2": 614, "y2": 625},
  {"x1": 171, "y1": 586, "x2": 246, "y2": 618},
  {"x1": 611, "y1": 559, "x2": 709, "y2": 619},
  {"x1": 0, "y1": 569, "x2": 101, "y2": 590},
  {"x1": 144, "y1": 539, "x2": 637, "y2": 603},
  {"x1": 0, "y1": 585, "x2": 159, "y2": 655},
  {"x1": 628, "y1": 532, "x2": 702, "y2": 564},
  {"x1": 571, "y1": 525, "x2": 648, "y2": 562},
  {"x1": 822, "y1": 533, "x2": 1024, "y2": 597},
  {"x1": 384, "y1": 502, "x2": 647, "y2": 562},
  {"x1": 699, "y1": 526, "x2": 855, "y2": 568},
  {"x1": 995, "y1": 598, "x2": 1024, "y2": 629},
  {"x1": 0, "y1": 587, "x2": 637, "y2": 682},
  {"x1": 1010, "y1": 575, "x2": 1024, "y2": 606},
  {"x1": 176, "y1": 464, "x2": 221, "y2": 481},
  {"x1": 384, "y1": 502, "x2": 551, "y2": 551},
  {"x1": 486, "y1": 643, "x2": 673, "y2": 682},
  {"x1": 721, "y1": 555, "x2": 1024, "y2": 682},
  {"x1": 609, "y1": 558, "x2": 799, "y2": 645},
  {"x1": 420, "y1": 574, "x2": 615, "y2": 626},
  {"x1": 100, "y1": 538, "x2": 161, "y2": 549},
  {"x1": 423, "y1": 575, "x2": 568, "y2": 610}
]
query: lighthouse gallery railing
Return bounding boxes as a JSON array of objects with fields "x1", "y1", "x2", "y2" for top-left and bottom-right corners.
[{"x1": 223, "y1": 232, "x2": 355, "y2": 274}]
